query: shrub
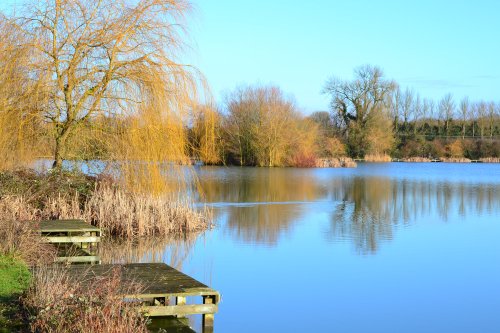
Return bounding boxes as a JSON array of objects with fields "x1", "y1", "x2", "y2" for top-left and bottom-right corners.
[{"x1": 445, "y1": 140, "x2": 464, "y2": 158}]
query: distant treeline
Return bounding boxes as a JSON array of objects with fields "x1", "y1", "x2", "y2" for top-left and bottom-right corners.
[{"x1": 189, "y1": 65, "x2": 500, "y2": 166}]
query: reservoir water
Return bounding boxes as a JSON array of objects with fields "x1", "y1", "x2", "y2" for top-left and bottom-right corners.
[{"x1": 105, "y1": 163, "x2": 500, "y2": 333}]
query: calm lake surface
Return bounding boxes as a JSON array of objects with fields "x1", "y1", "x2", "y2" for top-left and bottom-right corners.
[{"x1": 108, "y1": 163, "x2": 500, "y2": 333}]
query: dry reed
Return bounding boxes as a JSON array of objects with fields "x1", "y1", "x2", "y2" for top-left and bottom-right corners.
[
  {"x1": 479, "y1": 157, "x2": 500, "y2": 163},
  {"x1": 23, "y1": 265, "x2": 148, "y2": 333},
  {"x1": 440, "y1": 157, "x2": 472, "y2": 163},
  {"x1": 0, "y1": 218, "x2": 55, "y2": 266},
  {"x1": 402, "y1": 157, "x2": 432, "y2": 162},
  {"x1": 364, "y1": 154, "x2": 392, "y2": 162},
  {"x1": 315, "y1": 157, "x2": 357, "y2": 168},
  {"x1": 0, "y1": 184, "x2": 212, "y2": 239},
  {"x1": 85, "y1": 184, "x2": 212, "y2": 238}
]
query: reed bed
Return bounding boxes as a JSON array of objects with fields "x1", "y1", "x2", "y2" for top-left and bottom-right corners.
[
  {"x1": 85, "y1": 184, "x2": 212, "y2": 238},
  {"x1": 0, "y1": 169, "x2": 212, "y2": 239},
  {"x1": 402, "y1": 157, "x2": 431, "y2": 162},
  {"x1": 480, "y1": 157, "x2": 500, "y2": 163},
  {"x1": 364, "y1": 154, "x2": 392, "y2": 162},
  {"x1": 22, "y1": 265, "x2": 147, "y2": 333},
  {"x1": 99, "y1": 234, "x2": 198, "y2": 269},
  {"x1": 315, "y1": 157, "x2": 357, "y2": 168},
  {"x1": 440, "y1": 157, "x2": 472, "y2": 163}
]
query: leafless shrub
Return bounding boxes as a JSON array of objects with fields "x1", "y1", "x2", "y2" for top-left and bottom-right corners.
[
  {"x1": 0, "y1": 218, "x2": 55, "y2": 265},
  {"x1": 23, "y1": 265, "x2": 148, "y2": 333}
]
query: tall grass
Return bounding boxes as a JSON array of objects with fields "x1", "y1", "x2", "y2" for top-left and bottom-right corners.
[
  {"x1": 23, "y1": 265, "x2": 148, "y2": 333},
  {"x1": 364, "y1": 153, "x2": 392, "y2": 162},
  {"x1": 0, "y1": 218, "x2": 55, "y2": 266},
  {"x1": 85, "y1": 184, "x2": 212, "y2": 238},
  {"x1": 0, "y1": 169, "x2": 212, "y2": 239},
  {"x1": 315, "y1": 157, "x2": 357, "y2": 168},
  {"x1": 480, "y1": 157, "x2": 500, "y2": 163}
]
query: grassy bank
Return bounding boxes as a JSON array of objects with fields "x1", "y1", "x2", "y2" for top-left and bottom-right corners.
[{"x1": 0, "y1": 255, "x2": 31, "y2": 332}]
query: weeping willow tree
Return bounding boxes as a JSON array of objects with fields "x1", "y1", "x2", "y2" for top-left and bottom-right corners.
[
  {"x1": 191, "y1": 104, "x2": 223, "y2": 165},
  {"x1": 0, "y1": 17, "x2": 47, "y2": 170},
  {"x1": 3, "y1": 0, "x2": 201, "y2": 192}
]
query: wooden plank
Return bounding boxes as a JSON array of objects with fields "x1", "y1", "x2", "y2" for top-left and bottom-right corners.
[
  {"x1": 40, "y1": 219, "x2": 100, "y2": 233},
  {"x1": 55, "y1": 256, "x2": 101, "y2": 263},
  {"x1": 42, "y1": 236, "x2": 100, "y2": 243},
  {"x1": 142, "y1": 304, "x2": 218, "y2": 317}
]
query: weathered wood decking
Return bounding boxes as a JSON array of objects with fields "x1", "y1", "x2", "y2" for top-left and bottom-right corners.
[
  {"x1": 40, "y1": 219, "x2": 101, "y2": 263},
  {"x1": 40, "y1": 219, "x2": 101, "y2": 243},
  {"x1": 38, "y1": 219, "x2": 220, "y2": 332},
  {"x1": 65, "y1": 263, "x2": 219, "y2": 316}
]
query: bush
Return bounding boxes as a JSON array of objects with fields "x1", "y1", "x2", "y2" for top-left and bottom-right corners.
[
  {"x1": 445, "y1": 140, "x2": 464, "y2": 158},
  {"x1": 0, "y1": 168, "x2": 96, "y2": 211}
]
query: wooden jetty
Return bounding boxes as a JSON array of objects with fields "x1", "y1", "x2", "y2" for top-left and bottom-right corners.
[
  {"x1": 38, "y1": 219, "x2": 220, "y2": 331},
  {"x1": 62, "y1": 263, "x2": 220, "y2": 332},
  {"x1": 40, "y1": 219, "x2": 101, "y2": 263}
]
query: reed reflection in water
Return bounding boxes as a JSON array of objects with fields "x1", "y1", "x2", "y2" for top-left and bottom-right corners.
[{"x1": 99, "y1": 234, "x2": 199, "y2": 270}]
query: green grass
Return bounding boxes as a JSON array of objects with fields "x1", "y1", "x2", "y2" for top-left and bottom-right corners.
[
  {"x1": 0, "y1": 255, "x2": 31, "y2": 297},
  {"x1": 0, "y1": 255, "x2": 31, "y2": 332}
]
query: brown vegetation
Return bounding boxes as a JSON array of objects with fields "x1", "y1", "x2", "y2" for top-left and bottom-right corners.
[
  {"x1": 85, "y1": 184, "x2": 211, "y2": 238},
  {"x1": 315, "y1": 157, "x2": 357, "y2": 168},
  {"x1": 402, "y1": 157, "x2": 432, "y2": 162},
  {"x1": 23, "y1": 265, "x2": 148, "y2": 333},
  {"x1": 479, "y1": 157, "x2": 500, "y2": 163},
  {"x1": 364, "y1": 154, "x2": 392, "y2": 162},
  {"x1": 0, "y1": 219, "x2": 55, "y2": 266},
  {"x1": 0, "y1": 169, "x2": 211, "y2": 238}
]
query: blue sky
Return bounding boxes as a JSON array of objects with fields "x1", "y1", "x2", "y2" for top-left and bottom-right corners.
[
  {"x1": 191, "y1": 0, "x2": 500, "y2": 112},
  {"x1": 2, "y1": 0, "x2": 500, "y2": 113}
]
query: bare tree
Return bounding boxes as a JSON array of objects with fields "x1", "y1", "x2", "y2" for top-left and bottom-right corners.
[
  {"x1": 459, "y1": 97, "x2": 469, "y2": 139},
  {"x1": 323, "y1": 65, "x2": 396, "y2": 157},
  {"x1": 487, "y1": 102, "x2": 496, "y2": 138},
  {"x1": 400, "y1": 88, "x2": 414, "y2": 132},
  {"x1": 421, "y1": 98, "x2": 431, "y2": 133},
  {"x1": 475, "y1": 101, "x2": 488, "y2": 138},
  {"x1": 412, "y1": 93, "x2": 422, "y2": 135},
  {"x1": 438, "y1": 93, "x2": 455, "y2": 137},
  {"x1": 224, "y1": 85, "x2": 299, "y2": 167}
]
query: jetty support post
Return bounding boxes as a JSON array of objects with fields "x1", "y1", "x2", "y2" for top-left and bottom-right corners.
[
  {"x1": 202, "y1": 295, "x2": 216, "y2": 333},
  {"x1": 175, "y1": 296, "x2": 186, "y2": 318}
]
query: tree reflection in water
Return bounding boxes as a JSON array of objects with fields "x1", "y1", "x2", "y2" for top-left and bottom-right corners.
[
  {"x1": 328, "y1": 177, "x2": 499, "y2": 253},
  {"x1": 197, "y1": 167, "x2": 499, "y2": 253}
]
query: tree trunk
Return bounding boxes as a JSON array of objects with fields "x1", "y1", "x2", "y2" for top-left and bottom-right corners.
[
  {"x1": 52, "y1": 128, "x2": 70, "y2": 169},
  {"x1": 52, "y1": 137, "x2": 63, "y2": 168}
]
